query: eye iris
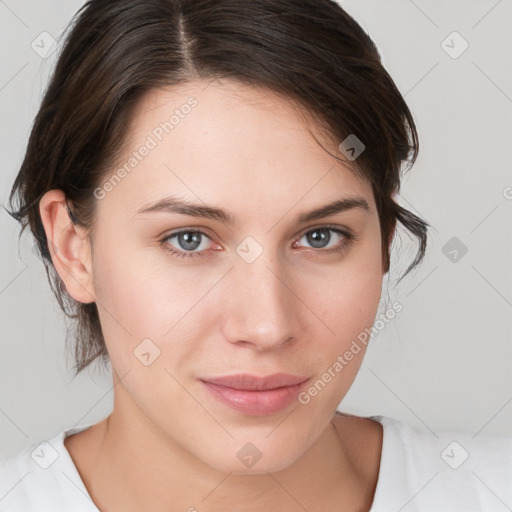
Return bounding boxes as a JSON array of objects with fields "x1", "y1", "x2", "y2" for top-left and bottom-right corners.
[
  {"x1": 307, "y1": 229, "x2": 331, "y2": 249},
  {"x1": 178, "y1": 232, "x2": 202, "y2": 251}
]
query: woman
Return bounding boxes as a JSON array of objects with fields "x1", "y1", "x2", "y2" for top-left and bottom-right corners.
[{"x1": 2, "y1": 0, "x2": 511, "y2": 510}]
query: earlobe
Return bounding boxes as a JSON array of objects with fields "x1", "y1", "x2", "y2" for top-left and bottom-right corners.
[{"x1": 38, "y1": 189, "x2": 96, "y2": 304}]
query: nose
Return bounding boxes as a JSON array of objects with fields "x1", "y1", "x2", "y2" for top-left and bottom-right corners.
[{"x1": 220, "y1": 251, "x2": 298, "y2": 351}]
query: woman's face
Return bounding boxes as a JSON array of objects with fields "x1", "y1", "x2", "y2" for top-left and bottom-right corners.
[{"x1": 78, "y1": 79, "x2": 385, "y2": 473}]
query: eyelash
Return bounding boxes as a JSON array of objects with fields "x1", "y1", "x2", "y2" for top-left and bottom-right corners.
[{"x1": 159, "y1": 225, "x2": 356, "y2": 260}]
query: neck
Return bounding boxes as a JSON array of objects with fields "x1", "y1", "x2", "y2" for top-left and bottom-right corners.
[{"x1": 69, "y1": 387, "x2": 378, "y2": 511}]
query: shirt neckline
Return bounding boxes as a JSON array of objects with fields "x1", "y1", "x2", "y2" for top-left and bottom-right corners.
[
  {"x1": 333, "y1": 411, "x2": 388, "y2": 511},
  {"x1": 59, "y1": 413, "x2": 390, "y2": 511},
  {"x1": 57, "y1": 423, "x2": 101, "y2": 511}
]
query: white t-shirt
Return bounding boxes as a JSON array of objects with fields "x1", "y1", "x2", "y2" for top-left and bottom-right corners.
[{"x1": 1, "y1": 415, "x2": 511, "y2": 511}]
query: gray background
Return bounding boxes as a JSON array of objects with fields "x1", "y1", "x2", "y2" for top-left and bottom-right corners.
[{"x1": 1, "y1": 0, "x2": 511, "y2": 458}]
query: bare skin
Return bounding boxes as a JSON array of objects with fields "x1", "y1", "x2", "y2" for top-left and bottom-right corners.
[
  {"x1": 64, "y1": 411, "x2": 383, "y2": 511},
  {"x1": 41, "y1": 78, "x2": 390, "y2": 511}
]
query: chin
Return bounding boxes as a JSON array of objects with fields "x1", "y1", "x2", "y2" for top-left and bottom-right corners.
[{"x1": 196, "y1": 441, "x2": 301, "y2": 475}]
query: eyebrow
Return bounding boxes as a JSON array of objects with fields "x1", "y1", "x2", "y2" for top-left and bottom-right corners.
[{"x1": 135, "y1": 195, "x2": 370, "y2": 225}]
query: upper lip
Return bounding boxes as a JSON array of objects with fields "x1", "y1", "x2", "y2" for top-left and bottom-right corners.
[{"x1": 201, "y1": 373, "x2": 309, "y2": 391}]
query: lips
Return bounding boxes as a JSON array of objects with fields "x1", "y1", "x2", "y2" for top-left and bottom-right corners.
[
  {"x1": 199, "y1": 373, "x2": 310, "y2": 416},
  {"x1": 203, "y1": 373, "x2": 308, "y2": 391}
]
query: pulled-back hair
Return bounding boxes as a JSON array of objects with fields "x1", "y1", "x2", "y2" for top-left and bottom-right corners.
[{"x1": 7, "y1": 0, "x2": 429, "y2": 375}]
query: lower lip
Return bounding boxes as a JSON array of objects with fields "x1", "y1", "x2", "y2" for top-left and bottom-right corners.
[{"x1": 200, "y1": 379, "x2": 309, "y2": 416}]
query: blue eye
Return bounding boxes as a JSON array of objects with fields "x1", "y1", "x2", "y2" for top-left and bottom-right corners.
[
  {"x1": 297, "y1": 227, "x2": 350, "y2": 250},
  {"x1": 160, "y1": 226, "x2": 355, "y2": 259},
  {"x1": 161, "y1": 230, "x2": 212, "y2": 258},
  {"x1": 292, "y1": 226, "x2": 356, "y2": 255}
]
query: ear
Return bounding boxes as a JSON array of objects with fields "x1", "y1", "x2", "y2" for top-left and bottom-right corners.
[{"x1": 39, "y1": 189, "x2": 96, "y2": 304}]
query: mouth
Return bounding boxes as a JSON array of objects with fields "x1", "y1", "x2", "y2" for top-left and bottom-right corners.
[{"x1": 199, "y1": 373, "x2": 310, "y2": 416}]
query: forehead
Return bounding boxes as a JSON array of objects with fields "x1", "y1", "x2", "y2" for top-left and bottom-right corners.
[{"x1": 99, "y1": 79, "x2": 375, "y2": 217}]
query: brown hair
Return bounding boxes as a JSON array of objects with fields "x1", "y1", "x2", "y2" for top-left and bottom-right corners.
[{"x1": 6, "y1": 0, "x2": 429, "y2": 375}]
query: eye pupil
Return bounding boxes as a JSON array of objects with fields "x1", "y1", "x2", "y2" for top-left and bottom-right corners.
[
  {"x1": 307, "y1": 229, "x2": 330, "y2": 249},
  {"x1": 178, "y1": 231, "x2": 202, "y2": 250}
]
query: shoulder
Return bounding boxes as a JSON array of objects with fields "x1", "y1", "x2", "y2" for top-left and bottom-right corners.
[
  {"x1": 0, "y1": 424, "x2": 99, "y2": 512},
  {"x1": 0, "y1": 443, "x2": 34, "y2": 511},
  {"x1": 374, "y1": 414, "x2": 512, "y2": 472},
  {"x1": 367, "y1": 414, "x2": 512, "y2": 511}
]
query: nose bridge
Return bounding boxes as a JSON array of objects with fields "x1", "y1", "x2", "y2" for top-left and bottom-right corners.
[{"x1": 222, "y1": 244, "x2": 295, "y2": 349}]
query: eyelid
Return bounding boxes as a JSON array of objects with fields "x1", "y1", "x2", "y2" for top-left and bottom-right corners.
[
  {"x1": 160, "y1": 223, "x2": 357, "y2": 259},
  {"x1": 162, "y1": 228, "x2": 216, "y2": 247},
  {"x1": 162, "y1": 224, "x2": 354, "y2": 244},
  {"x1": 296, "y1": 223, "x2": 355, "y2": 239},
  {"x1": 161, "y1": 225, "x2": 215, "y2": 237}
]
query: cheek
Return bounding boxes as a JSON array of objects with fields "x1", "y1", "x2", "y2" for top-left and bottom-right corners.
[
  {"x1": 91, "y1": 237, "x2": 200, "y2": 331},
  {"x1": 294, "y1": 269, "x2": 382, "y2": 413},
  {"x1": 307, "y1": 241, "x2": 383, "y2": 344},
  {"x1": 296, "y1": 232, "x2": 383, "y2": 397},
  {"x1": 90, "y1": 238, "x2": 225, "y2": 373}
]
